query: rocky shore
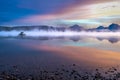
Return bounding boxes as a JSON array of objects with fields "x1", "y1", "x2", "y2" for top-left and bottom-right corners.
[{"x1": 0, "y1": 64, "x2": 120, "y2": 80}]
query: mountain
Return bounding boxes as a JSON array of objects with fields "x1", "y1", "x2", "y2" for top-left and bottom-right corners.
[
  {"x1": 56, "y1": 27, "x2": 66, "y2": 32},
  {"x1": 96, "y1": 26, "x2": 109, "y2": 32},
  {"x1": 69, "y1": 25, "x2": 85, "y2": 31},
  {"x1": 108, "y1": 23, "x2": 120, "y2": 31},
  {"x1": 0, "y1": 26, "x2": 11, "y2": 31},
  {"x1": 0, "y1": 25, "x2": 55, "y2": 31},
  {"x1": 87, "y1": 23, "x2": 120, "y2": 32},
  {"x1": 0, "y1": 23, "x2": 120, "y2": 32},
  {"x1": 97, "y1": 26, "x2": 105, "y2": 29},
  {"x1": 96, "y1": 26, "x2": 105, "y2": 32}
]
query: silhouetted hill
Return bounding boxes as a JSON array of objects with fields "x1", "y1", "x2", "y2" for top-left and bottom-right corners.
[
  {"x1": 96, "y1": 26, "x2": 108, "y2": 32},
  {"x1": 97, "y1": 26, "x2": 105, "y2": 29},
  {"x1": 0, "y1": 26, "x2": 12, "y2": 31},
  {"x1": 108, "y1": 23, "x2": 120, "y2": 31},
  {"x1": 0, "y1": 23, "x2": 120, "y2": 32},
  {"x1": 87, "y1": 23, "x2": 120, "y2": 32},
  {"x1": 0, "y1": 25, "x2": 55, "y2": 31},
  {"x1": 69, "y1": 25, "x2": 85, "y2": 31}
]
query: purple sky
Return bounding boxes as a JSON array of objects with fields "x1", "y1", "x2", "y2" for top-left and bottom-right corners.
[{"x1": 0, "y1": 0, "x2": 120, "y2": 28}]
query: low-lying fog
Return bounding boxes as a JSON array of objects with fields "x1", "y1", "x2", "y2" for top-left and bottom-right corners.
[{"x1": 0, "y1": 30, "x2": 120, "y2": 37}]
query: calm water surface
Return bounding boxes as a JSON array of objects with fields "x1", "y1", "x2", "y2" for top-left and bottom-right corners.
[{"x1": 0, "y1": 36, "x2": 120, "y2": 75}]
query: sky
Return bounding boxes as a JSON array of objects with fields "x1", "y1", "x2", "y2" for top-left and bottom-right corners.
[{"x1": 0, "y1": 0, "x2": 120, "y2": 28}]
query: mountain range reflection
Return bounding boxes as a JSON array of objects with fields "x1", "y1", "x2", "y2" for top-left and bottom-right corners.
[
  {"x1": 96, "y1": 37, "x2": 119, "y2": 43},
  {"x1": 1, "y1": 36, "x2": 120, "y2": 44}
]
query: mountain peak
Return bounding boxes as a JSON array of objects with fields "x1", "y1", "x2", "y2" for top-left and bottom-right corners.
[
  {"x1": 69, "y1": 24, "x2": 84, "y2": 31},
  {"x1": 97, "y1": 26, "x2": 105, "y2": 29},
  {"x1": 108, "y1": 23, "x2": 120, "y2": 31}
]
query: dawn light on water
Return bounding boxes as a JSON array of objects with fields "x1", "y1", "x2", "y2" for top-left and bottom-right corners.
[{"x1": 0, "y1": 0, "x2": 120, "y2": 80}]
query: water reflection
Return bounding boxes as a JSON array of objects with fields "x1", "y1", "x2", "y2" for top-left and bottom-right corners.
[
  {"x1": 96, "y1": 37, "x2": 119, "y2": 43},
  {"x1": 1, "y1": 35, "x2": 120, "y2": 53},
  {"x1": 69, "y1": 37, "x2": 120, "y2": 43},
  {"x1": 1, "y1": 36, "x2": 120, "y2": 43},
  {"x1": 0, "y1": 36, "x2": 120, "y2": 79}
]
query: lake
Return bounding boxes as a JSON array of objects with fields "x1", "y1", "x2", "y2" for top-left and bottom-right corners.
[{"x1": 0, "y1": 35, "x2": 120, "y2": 79}]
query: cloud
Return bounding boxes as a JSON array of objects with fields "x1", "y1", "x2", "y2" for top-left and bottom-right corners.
[{"x1": 1, "y1": 0, "x2": 120, "y2": 27}]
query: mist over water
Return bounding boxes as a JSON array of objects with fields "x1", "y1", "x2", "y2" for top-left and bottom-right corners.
[
  {"x1": 0, "y1": 30, "x2": 120, "y2": 37},
  {"x1": 1, "y1": 30, "x2": 120, "y2": 52},
  {"x1": 1, "y1": 31, "x2": 120, "y2": 79}
]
